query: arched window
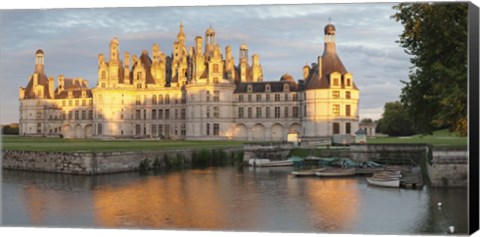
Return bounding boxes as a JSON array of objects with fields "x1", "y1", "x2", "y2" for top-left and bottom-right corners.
[{"x1": 152, "y1": 95, "x2": 157, "y2": 105}]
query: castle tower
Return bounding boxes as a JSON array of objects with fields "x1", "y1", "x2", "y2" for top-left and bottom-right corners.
[
  {"x1": 251, "y1": 54, "x2": 262, "y2": 82},
  {"x1": 194, "y1": 36, "x2": 205, "y2": 82},
  {"x1": 108, "y1": 37, "x2": 120, "y2": 86},
  {"x1": 172, "y1": 23, "x2": 188, "y2": 86},
  {"x1": 238, "y1": 43, "x2": 249, "y2": 82},
  {"x1": 302, "y1": 22, "x2": 359, "y2": 140},
  {"x1": 324, "y1": 23, "x2": 336, "y2": 54},
  {"x1": 109, "y1": 37, "x2": 120, "y2": 64},
  {"x1": 151, "y1": 43, "x2": 166, "y2": 86},
  {"x1": 205, "y1": 26, "x2": 216, "y2": 59},
  {"x1": 224, "y1": 45, "x2": 235, "y2": 81},
  {"x1": 34, "y1": 49, "x2": 45, "y2": 72}
]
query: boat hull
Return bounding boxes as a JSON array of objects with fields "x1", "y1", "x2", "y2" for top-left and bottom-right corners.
[
  {"x1": 248, "y1": 159, "x2": 294, "y2": 167},
  {"x1": 291, "y1": 168, "x2": 327, "y2": 176},
  {"x1": 366, "y1": 177, "x2": 400, "y2": 188},
  {"x1": 315, "y1": 168, "x2": 356, "y2": 177}
]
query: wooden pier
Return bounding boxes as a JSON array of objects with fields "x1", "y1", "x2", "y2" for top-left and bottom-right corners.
[{"x1": 400, "y1": 170, "x2": 424, "y2": 189}]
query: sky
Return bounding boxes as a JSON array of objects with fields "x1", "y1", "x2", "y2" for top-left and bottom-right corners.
[{"x1": 0, "y1": 0, "x2": 416, "y2": 124}]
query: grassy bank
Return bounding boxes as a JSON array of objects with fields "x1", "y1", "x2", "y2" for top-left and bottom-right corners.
[
  {"x1": 367, "y1": 130, "x2": 467, "y2": 148},
  {"x1": 1, "y1": 135, "x2": 244, "y2": 152}
]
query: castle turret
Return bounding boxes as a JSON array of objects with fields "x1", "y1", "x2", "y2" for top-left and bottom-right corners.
[
  {"x1": 205, "y1": 26, "x2": 216, "y2": 59},
  {"x1": 239, "y1": 43, "x2": 249, "y2": 82},
  {"x1": 34, "y1": 49, "x2": 44, "y2": 73},
  {"x1": 251, "y1": 54, "x2": 262, "y2": 82}
]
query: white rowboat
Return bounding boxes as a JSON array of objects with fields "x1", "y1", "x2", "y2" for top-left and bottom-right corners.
[
  {"x1": 291, "y1": 168, "x2": 327, "y2": 176},
  {"x1": 315, "y1": 168, "x2": 356, "y2": 177},
  {"x1": 366, "y1": 177, "x2": 400, "y2": 188}
]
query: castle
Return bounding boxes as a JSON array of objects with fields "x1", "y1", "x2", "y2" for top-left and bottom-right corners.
[{"x1": 19, "y1": 23, "x2": 359, "y2": 143}]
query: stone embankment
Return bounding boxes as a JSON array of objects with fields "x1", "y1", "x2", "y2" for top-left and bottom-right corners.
[
  {"x1": 427, "y1": 147, "x2": 468, "y2": 187},
  {"x1": 2, "y1": 143, "x2": 468, "y2": 187},
  {"x1": 2, "y1": 148, "x2": 242, "y2": 175}
]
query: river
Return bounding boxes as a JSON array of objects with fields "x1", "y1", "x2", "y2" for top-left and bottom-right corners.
[{"x1": 1, "y1": 167, "x2": 468, "y2": 235}]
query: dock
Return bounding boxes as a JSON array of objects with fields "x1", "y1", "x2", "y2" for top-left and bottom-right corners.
[{"x1": 400, "y1": 169, "x2": 424, "y2": 189}]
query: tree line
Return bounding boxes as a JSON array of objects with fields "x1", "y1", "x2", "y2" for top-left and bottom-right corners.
[
  {"x1": 377, "y1": 3, "x2": 467, "y2": 137},
  {"x1": 1, "y1": 123, "x2": 19, "y2": 135}
]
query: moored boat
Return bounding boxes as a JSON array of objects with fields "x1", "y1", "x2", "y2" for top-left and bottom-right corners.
[
  {"x1": 248, "y1": 157, "x2": 304, "y2": 167},
  {"x1": 315, "y1": 168, "x2": 356, "y2": 177},
  {"x1": 366, "y1": 176, "x2": 400, "y2": 188},
  {"x1": 291, "y1": 167, "x2": 327, "y2": 176},
  {"x1": 355, "y1": 167, "x2": 384, "y2": 175}
]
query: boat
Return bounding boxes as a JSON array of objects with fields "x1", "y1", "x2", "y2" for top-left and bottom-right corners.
[
  {"x1": 314, "y1": 168, "x2": 356, "y2": 177},
  {"x1": 366, "y1": 176, "x2": 400, "y2": 188},
  {"x1": 291, "y1": 167, "x2": 327, "y2": 176},
  {"x1": 355, "y1": 167, "x2": 384, "y2": 175},
  {"x1": 374, "y1": 170, "x2": 402, "y2": 178},
  {"x1": 248, "y1": 157, "x2": 304, "y2": 167},
  {"x1": 366, "y1": 169, "x2": 402, "y2": 188},
  {"x1": 289, "y1": 156, "x2": 305, "y2": 167}
]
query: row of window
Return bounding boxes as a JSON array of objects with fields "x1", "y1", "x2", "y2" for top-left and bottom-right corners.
[
  {"x1": 62, "y1": 110, "x2": 94, "y2": 120},
  {"x1": 206, "y1": 123, "x2": 220, "y2": 136},
  {"x1": 96, "y1": 123, "x2": 187, "y2": 137},
  {"x1": 332, "y1": 104, "x2": 352, "y2": 117},
  {"x1": 245, "y1": 83, "x2": 290, "y2": 93},
  {"x1": 238, "y1": 106, "x2": 299, "y2": 119},
  {"x1": 238, "y1": 93, "x2": 298, "y2": 103},
  {"x1": 136, "y1": 94, "x2": 186, "y2": 105},
  {"x1": 331, "y1": 78, "x2": 352, "y2": 87},
  {"x1": 332, "y1": 91, "x2": 351, "y2": 99},
  {"x1": 333, "y1": 122, "x2": 351, "y2": 134},
  {"x1": 133, "y1": 109, "x2": 187, "y2": 120},
  {"x1": 61, "y1": 99, "x2": 93, "y2": 107}
]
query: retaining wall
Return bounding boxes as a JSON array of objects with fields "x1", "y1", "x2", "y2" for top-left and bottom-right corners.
[
  {"x1": 349, "y1": 144, "x2": 429, "y2": 164},
  {"x1": 243, "y1": 142, "x2": 293, "y2": 162},
  {"x1": 428, "y1": 148, "x2": 468, "y2": 187},
  {"x1": 2, "y1": 148, "x2": 242, "y2": 175}
]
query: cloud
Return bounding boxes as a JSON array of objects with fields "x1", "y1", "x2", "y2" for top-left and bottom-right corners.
[{"x1": 1, "y1": 3, "x2": 413, "y2": 123}]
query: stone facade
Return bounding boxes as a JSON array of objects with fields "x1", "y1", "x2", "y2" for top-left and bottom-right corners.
[{"x1": 19, "y1": 23, "x2": 359, "y2": 142}]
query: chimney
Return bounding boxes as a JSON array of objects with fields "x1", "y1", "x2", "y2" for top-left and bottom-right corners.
[
  {"x1": 58, "y1": 75, "x2": 65, "y2": 93},
  {"x1": 48, "y1": 76, "x2": 54, "y2": 99},
  {"x1": 317, "y1": 56, "x2": 322, "y2": 77}
]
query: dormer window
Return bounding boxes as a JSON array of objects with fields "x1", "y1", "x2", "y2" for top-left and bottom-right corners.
[
  {"x1": 333, "y1": 78, "x2": 339, "y2": 86},
  {"x1": 247, "y1": 84, "x2": 253, "y2": 92},
  {"x1": 68, "y1": 91, "x2": 73, "y2": 99},
  {"x1": 266, "y1": 84, "x2": 271, "y2": 92},
  {"x1": 346, "y1": 79, "x2": 351, "y2": 87},
  {"x1": 283, "y1": 83, "x2": 289, "y2": 92}
]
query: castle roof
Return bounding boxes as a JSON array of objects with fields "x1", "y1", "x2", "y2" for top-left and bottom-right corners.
[
  {"x1": 305, "y1": 23, "x2": 358, "y2": 90},
  {"x1": 234, "y1": 80, "x2": 298, "y2": 93},
  {"x1": 24, "y1": 71, "x2": 51, "y2": 99}
]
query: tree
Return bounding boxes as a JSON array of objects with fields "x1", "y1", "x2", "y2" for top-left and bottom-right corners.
[
  {"x1": 392, "y1": 3, "x2": 468, "y2": 136},
  {"x1": 377, "y1": 101, "x2": 415, "y2": 136},
  {"x1": 360, "y1": 118, "x2": 373, "y2": 124},
  {"x1": 1, "y1": 123, "x2": 19, "y2": 135}
]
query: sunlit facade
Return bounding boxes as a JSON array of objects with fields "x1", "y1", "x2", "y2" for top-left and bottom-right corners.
[{"x1": 19, "y1": 23, "x2": 359, "y2": 142}]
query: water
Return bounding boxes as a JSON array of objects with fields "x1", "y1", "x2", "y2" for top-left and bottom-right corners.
[{"x1": 1, "y1": 167, "x2": 468, "y2": 234}]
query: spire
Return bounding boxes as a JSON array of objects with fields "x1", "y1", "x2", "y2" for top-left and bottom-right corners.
[
  {"x1": 35, "y1": 49, "x2": 45, "y2": 72},
  {"x1": 324, "y1": 21, "x2": 336, "y2": 53},
  {"x1": 177, "y1": 22, "x2": 186, "y2": 42}
]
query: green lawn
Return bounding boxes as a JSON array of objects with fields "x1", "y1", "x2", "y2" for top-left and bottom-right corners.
[
  {"x1": 367, "y1": 129, "x2": 467, "y2": 147},
  {"x1": 1, "y1": 135, "x2": 244, "y2": 152}
]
